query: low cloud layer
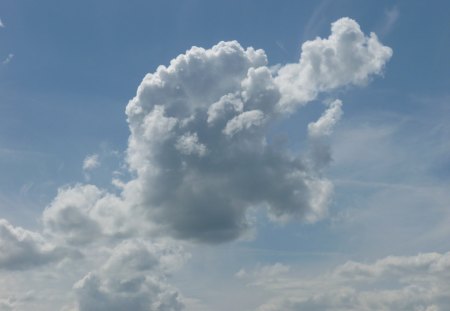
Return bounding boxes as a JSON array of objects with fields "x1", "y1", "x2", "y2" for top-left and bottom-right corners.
[{"x1": 246, "y1": 252, "x2": 450, "y2": 311}]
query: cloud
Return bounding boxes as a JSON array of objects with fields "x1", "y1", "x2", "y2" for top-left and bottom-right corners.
[
  {"x1": 301, "y1": 0, "x2": 333, "y2": 40},
  {"x1": 2, "y1": 53, "x2": 13, "y2": 65},
  {"x1": 0, "y1": 18, "x2": 4, "y2": 28},
  {"x1": 123, "y1": 18, "x2": 391, "y2": 243},
  {"x1": 0, "y1": 16, "x2": 392, "y2": 310},
  {"x1": 0, "y1": 292, "x2": 36, "y2": 311},
  {"x1": 378, "y1": 6, "x2": 400, "y2": 37},
  {"x1": 276, "y1": 18, "x2": 392, "y2": 112},
  {"x1": 42, "y1": 184, "x2": 135, "y2": 246},
  {"x1": 307, "y1": 99, "x2": 343, "y2": 172},
  {"x1": 308, "y1": 100, "x2": 343, "y2": 138},
  {"x1": 82, "y1": 154, "x2": 100, "y2": 171},
  {"x1": 0, "y1": 219, "x2": 69, "y2": 270},
  {"x1": 235, "y1": 262, "x2": 290, "y2": 282},
  {"x1": 74, "y1": 239, "x2": 186, "y2": 311},
  {"x1": 242, "y1": 252, "x2": 450, "y2": 311}
]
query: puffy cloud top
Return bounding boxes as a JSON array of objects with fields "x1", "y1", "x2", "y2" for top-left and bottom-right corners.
[{"x1": 275, "y1": 17, "x2": 392, "y2": 112}]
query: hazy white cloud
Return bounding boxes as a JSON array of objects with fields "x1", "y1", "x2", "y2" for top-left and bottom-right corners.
[
  {"x1": 244, "y1": 252, "x2": 450, "y2": 311},
  {"x1": 0, "y1": 18, "x2": 4, "y2": 28},
  {"x1": 2, "y1": 53, "x2": 13, "y2": 65},
  {"x1": 82, "y1": 154, "x2": 100, "y2": 171},
  {"x1": 0, "y1": 292, "x2": 36, "y2": 311},
  {"x1": 379, "y1": 6, "x2": 400, "y2": 36},
  {"x1": 236, "y1": 262, "x2": 290, "y2": 282}
]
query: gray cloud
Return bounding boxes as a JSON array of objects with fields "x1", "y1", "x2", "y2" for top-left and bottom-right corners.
[
  {"x1": 74, "y1": 239, "x2": 186, "y2": 311},
  {"x1": 123, "y1": 18, "x2": 391, "y2": 243},
  {"x1": 42, "y1": 184, "x2": 137, "y2": 246},
  {"x1": 37, "y1": 18, "x2": 390, "y2": 246},
  {"x1": 0, "y1": 219, "x2": 69, "y2": 270}
]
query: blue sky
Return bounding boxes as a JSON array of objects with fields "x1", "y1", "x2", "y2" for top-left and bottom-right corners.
[{"x1": 1, "y1": 1, "x2": 450, "y2": 310}]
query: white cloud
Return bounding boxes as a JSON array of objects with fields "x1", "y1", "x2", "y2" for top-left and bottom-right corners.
[
  {"x1": 2, "y1": 53, "x2": 13, "y2": 65},
  {"x1": 175, "y1": 132, "x2": 208, "y2": 157},
  {"x1": 306, "y1": 99, "x2": 343, "y2": 172},
  {"x1": 236, "y1": 262, "x2": 290, "y2": 282},
  {"x1": 123, "y1": 18, "x2": 390, "y2": 243},
  {"x1": 0, "y1": 18, "x2": 4, "y2": 28},
  {"x1": 0, "y1": 219, "x2": 69, "y2": 270},
  {"x1": 42, "y1": 184, "x2": 135, "y2": 246},
  {"x1": 74, "y1": 240, "x2": 186, "y2": 311},
  {"x1": 82, "y1": 154, "x2": 100, "y2": 171},
  {"x1": 308, "y1": 100, "x2": 343, "y2": 138},
  {"x1": 275, "y1": 18, "x2": 392, "y2": 112},
  {"x1": 379, "y1": 6, "x2": 400, "y2": 37},
  {"x1": 223, "y1": 109, "x2": 266, "y2": 137},
  {"x1": 242, "y1": 252, "x2": 450, "y2": 311}
]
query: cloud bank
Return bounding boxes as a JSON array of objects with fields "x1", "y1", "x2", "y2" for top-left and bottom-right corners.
[{"x1": 245, "y1": 252, "x2": 450, "y2": 311}]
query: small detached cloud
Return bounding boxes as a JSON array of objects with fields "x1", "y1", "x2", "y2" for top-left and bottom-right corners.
[
  {"x1": 2, "y1": 53, "x2": 14, "y2": 65},
  {"x1": 82, "y1": 154, "x2": 100, "y2": 171},
  {"x1": 235, "y1": 262, "x2": 290, "y2": 283},
  {"x1": 0, "y1": 18, "x2": 4, "y2": 28},
  {"x1": 379, "y1": 6, "x2": 400, "y2": 37}
]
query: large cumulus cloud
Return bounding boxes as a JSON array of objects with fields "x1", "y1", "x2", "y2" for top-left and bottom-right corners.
[{"x1": 123, "y1": 17, "x2": 391, "y2": 243}]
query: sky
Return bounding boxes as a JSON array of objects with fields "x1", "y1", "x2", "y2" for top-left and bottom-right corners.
[{"x1": 1, "y1": 0, "x2": 450, "y2": 310}]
